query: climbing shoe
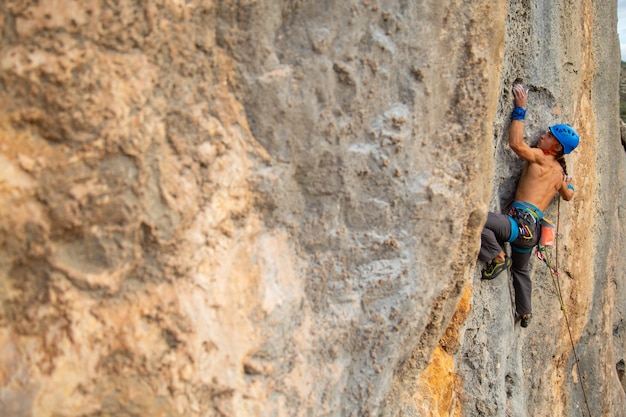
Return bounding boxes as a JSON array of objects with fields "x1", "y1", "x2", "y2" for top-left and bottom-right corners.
[
  {"x1": 481, "y1": 256, "x2": 511, "y2": 280},
  {"x1": 520, "y1": 314, "x2": 532, "y2": 328}
]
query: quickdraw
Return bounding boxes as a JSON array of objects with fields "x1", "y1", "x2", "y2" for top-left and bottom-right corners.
[
  {"x1": 536, "y1": 246, "x2": 558, "y2": 275},
  {"x1": 519, "y1": 223, "x2": 533, "y2": 240},
  {"x1": 507, "y1": 206, "x2": 536, "y2": 240}
]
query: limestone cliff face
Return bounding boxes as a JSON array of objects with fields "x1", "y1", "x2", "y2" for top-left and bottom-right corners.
[{"x1": 0, "y1": 1, "x2": 624, "y2": 416}]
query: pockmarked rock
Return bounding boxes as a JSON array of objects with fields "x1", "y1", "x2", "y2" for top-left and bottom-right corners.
[{"x1": 0, "y1": 1, "x2": 624, "y2": 416}]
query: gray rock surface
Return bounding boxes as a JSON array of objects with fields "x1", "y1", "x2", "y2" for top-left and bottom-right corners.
[
  {"x1": 453, "y1": 1, "x2": 626, "y2": 416},
  {"x1": 0, "y1": 1, "x2": 624, "y2": 416}
]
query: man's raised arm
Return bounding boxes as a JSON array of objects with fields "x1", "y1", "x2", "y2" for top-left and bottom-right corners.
[{"x1": 509, "y1": 85, "x2": 542, "y2": 163}]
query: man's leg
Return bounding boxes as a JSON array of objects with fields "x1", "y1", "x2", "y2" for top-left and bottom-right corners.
[
  {"x1": 511, "y1": 248, "x2": 533, "y2": 318},
  {"x1": 480, "y1": 213, "x2": 514, "y2": 280},
  {"x1": 479, "y1": 212, "x2": 512, "y2": 262},
  {"x1": 479, "y1": 228, "x2": 502, "y2": 263}
]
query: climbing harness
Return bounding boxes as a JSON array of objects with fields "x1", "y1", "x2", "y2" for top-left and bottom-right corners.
[
  {"x1": 536, "y1": 199, "x2": 592, "y2": 417},
  {"x1": 506, "y1": 202, "x2": 543, "y2": 254}
]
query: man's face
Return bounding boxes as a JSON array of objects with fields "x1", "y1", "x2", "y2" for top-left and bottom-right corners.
[{"x1": 537, "y1": 130, "x2": 560, "y2": 152}]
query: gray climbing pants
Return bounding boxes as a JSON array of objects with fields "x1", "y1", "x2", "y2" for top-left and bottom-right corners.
[{"x1": 479, "y1": 210, "x2": 541, "y2": 316}]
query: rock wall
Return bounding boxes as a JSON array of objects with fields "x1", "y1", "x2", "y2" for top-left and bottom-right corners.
[
  {"x1": 452, "y1": 0, "x2": 626, "y2": 416},
  {"x1": 0, "y1": 1, "x2": 624, "y2": 416}
]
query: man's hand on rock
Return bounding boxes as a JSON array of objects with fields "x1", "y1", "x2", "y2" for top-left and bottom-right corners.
[{"x1": 513, "y1": 84, "x2": 527, "y2": 109}]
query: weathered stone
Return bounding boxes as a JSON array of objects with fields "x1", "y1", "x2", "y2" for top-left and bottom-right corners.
[{"x1": 0, "y1": 1, "x2": 624, "y2": 416}]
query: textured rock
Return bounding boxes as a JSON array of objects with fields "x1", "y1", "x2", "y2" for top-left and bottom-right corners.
[
  {"x1": 0, "y1": 1, "x2": 624, "y2": 416},
  {"x1": 452, "y1": 1, "x2": 626, "y2": 416}
]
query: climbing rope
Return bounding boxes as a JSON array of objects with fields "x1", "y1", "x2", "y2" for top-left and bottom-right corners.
[{"x1": 536, "y1": 198, "x2": 592, "y2": 417}]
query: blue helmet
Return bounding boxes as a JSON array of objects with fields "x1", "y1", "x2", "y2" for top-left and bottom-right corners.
[{"x1": 549, "y1": 124, "x2": 579, "y2": 154}]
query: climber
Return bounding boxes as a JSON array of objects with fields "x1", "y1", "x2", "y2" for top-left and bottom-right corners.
[{"x1": 478, "y1": 84, "x2": 579, "y2": 328}]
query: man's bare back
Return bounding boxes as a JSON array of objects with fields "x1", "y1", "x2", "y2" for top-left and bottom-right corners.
[
  {"x1": 515, "y1": 157, "x2": 565, "y2": 212},
  {"x1": 509, "y1": 85, "x2": 574, "y2": 210}
]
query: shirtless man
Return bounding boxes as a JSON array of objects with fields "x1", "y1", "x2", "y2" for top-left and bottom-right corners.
[{"x1": 479, "y1": 84, "x2": 580, "y2": 327}]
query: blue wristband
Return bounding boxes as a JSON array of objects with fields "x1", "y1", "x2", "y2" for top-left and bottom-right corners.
[
  {"x1": 567, "y1": 184, "x2": 574, "y2": 191},
  {"x1": 511, "y1": 106, "x2": 526, "y2": 121}
]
